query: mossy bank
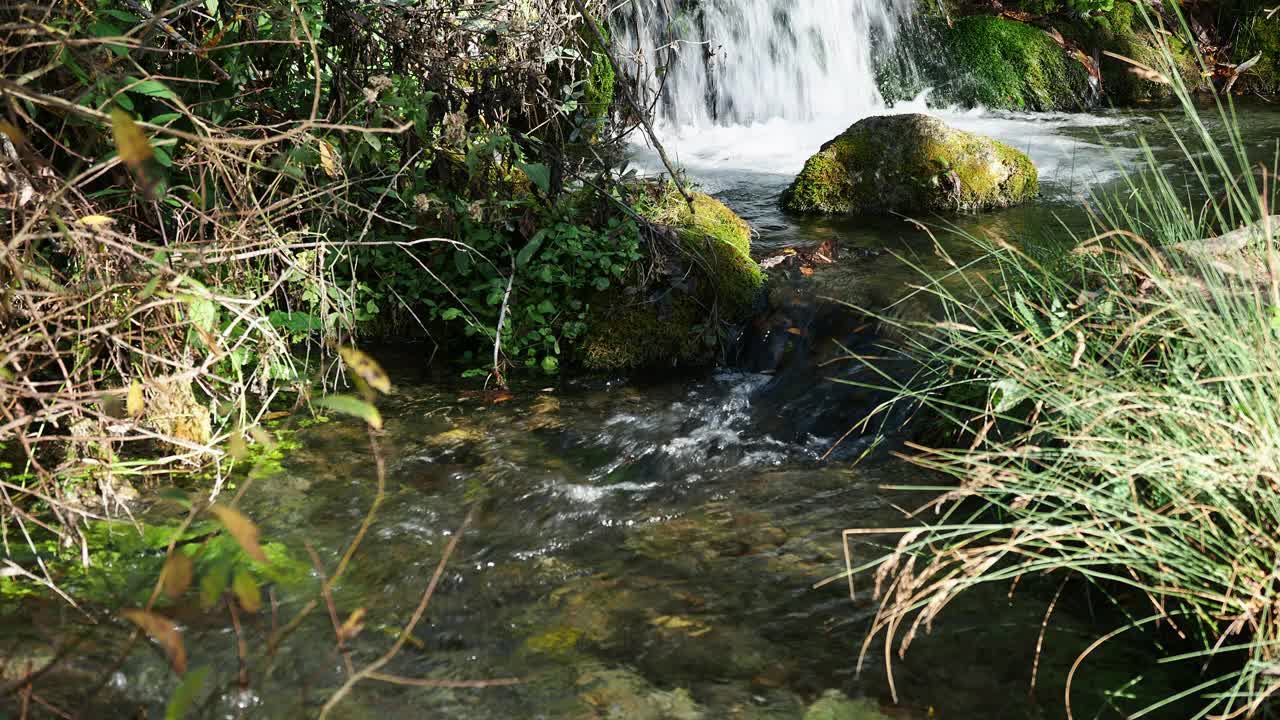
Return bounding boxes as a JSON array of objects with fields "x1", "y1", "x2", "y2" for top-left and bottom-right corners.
[
  {"x1": 879, "y1": 1, "x2": 1211, "y2": 111},
  {"x1": 580, "y1": 184, "x2": 765, "y2": 371},
  {"x1": 782, "y1": 114, "x2": 1038, "y2": 215}
]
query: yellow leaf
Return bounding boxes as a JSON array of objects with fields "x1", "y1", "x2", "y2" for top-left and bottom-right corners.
[
  {"x1": 111, "y1": 108, "x2": 153, "y2": 169},
  {"x1": 227, "y1": 429, "x2": 247, "y2": 460},
  {"x1": 76, "y1": 214, "x2": 116, "y2": 227},
  {"x1": 126, "y1": 380, "x2": 145, "y2": 418},
  {"x1": 338, "y1": 346, "x2": 392, "y2": 395},
  {"x1": 231, "y1": 569, "x2": 262, "y2": 613},
  {"x1": 208, "y1": 504, "x2": 268, "y2": 564},
  {"x1": 0, "y1": 120, "x2": 26, "y2": 145},
  {"x1": 318, "y1": 139, "x2": 340, "y2": 178},
  {"x1": 161, "y1": 552, "x2": 194, "y2": 601},
  {"x1": 339, "y1": 608, "x2": 366, "y2": 641},
  {"x1": 121, "y1": 609, "x2": 186, "y2": 674}
]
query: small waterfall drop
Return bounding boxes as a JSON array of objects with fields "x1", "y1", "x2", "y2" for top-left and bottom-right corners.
[{"x1": 616, "y1": 0, "x2": 914, "y2": 129}]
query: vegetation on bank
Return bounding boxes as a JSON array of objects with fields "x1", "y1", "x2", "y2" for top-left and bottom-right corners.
[
  {"x1": 0, "y1": 0, "x2": 765, "y2": 568},
  {"x1": 879, "y1": 0, "x2": 1277, "y2": 111},
  {"x1": 857, "y1": 14, "x2": 1280, "y2": 716},
  {"x1": 0, "y1": 2, "x2": 768, "y2": 713}
]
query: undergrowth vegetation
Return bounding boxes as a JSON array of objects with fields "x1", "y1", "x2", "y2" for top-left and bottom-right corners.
[
  {"x1": 0, "y1": 0, "x2": 694, "y2": 556},
  {"x1": 856, "y1": 9, "x2": 1280, "y2": 716}
]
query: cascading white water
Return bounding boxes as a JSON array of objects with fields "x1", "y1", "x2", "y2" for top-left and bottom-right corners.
[
  {"x1": 616, "y1": 0, "x2": 914, "y2": 129},
  {"x1": 616, "y1": 0, "x2": 1129, "y2": 190}
]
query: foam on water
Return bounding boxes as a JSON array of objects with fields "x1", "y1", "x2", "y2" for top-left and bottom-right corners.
[
  {"x1": 634, "y1": 95, "x2": 1137, "y2": 197},
  {"x1": 617, "y1": 0, "x2": 1140, "y2": 195},
  {"x1": 616, "y1": 0, "x2": 913, "y2": 128}
]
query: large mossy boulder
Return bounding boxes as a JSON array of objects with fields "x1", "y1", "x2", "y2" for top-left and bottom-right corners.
[
  {"x1": 579, "y1": 184, "x2": 764, "y2": 371},
  {"x1": 878, "y1": 4, "x2": 1204, "y2": 110},
  {"x1": 781, "y1": 114, "x2": 1037, "y2": 215},
  {"x1": 944, "y1": 15, "x2": 1093, "y2": 111}
]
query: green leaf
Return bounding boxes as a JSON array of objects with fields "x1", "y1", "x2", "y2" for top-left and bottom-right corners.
[
  {"x1": 129, "y1": 78, "x2": 178, "y2": 100},
  {"x1": 232, "y1": 569, "x2": 262, "y2": 613},
  {"x1": 314, "y1": 394, "x2": 383, "y2": 430},
  {"x1": 102, "y1": 9, "x2": 140, "y2": 22},
  {"x1": 268, "y1": 310, "x2": 323, "y2": 334},
  {"x1": 453, "y1": 249, "x2": 472, "y2": 275},
  {"x1": 515, "y1": 161, "x2": 551, "y2": 193},
  {"x1": 516, "y1": 229, "x2": 547, "y2": 267},
  {"x1": 187, "y1": 298, "x2": 217, "y2": 332},
  {"x1": 991, "y1": 378, "x2": 1030, "y2": 414},
  {"x1": 199, "y1": 560, "x2": 232, "y2": 610},
  {"x1": 165, "y1": 665, "x2": 210, "y2": 720}
]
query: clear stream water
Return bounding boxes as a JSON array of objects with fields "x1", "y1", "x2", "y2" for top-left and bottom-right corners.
[
  {"x1": 10, "y1": 3, "x2": 1280, "y2": 718},
  {"x1": 8, "y1": 106, "x2": 1280, "y2": 719}
]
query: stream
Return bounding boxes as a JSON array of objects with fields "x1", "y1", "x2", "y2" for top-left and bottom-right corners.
[
  {"x1": 6, "y1": 103, "x2": 1280, "y2": 719},
  {"x1": 8, "y1": 0, "x2": 1280, "y2": 714}
]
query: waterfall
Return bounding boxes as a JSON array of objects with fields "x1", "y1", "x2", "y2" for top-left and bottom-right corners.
[{"x1": 615, "y1": 0, "x2": 914, "y2": 129}]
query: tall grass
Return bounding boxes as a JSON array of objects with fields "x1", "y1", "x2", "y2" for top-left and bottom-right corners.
[{"x1": 854, "y1": 9, "x2": 1280, "y2": 718}]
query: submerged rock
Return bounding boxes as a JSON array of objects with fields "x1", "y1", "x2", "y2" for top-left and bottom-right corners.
[
  {"x1": 581, "y1": 184, "x2": 764, "y2": 371},
  {"x1": 576, "y1": 666, "x2": 705, "y2": 719},
  {"x1": 781, "y1": 114, "x2": 1037, "y2": 216},
  {"x1": 803, "y1": 691, "x2": 893, "y2": 720}
]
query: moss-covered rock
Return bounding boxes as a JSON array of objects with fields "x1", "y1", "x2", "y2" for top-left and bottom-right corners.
[
  {"x1": 782, "y1": 114, "x2": 1037, "y2": 215},
  {"x1": 1085, "y1": 2, "x2": 1201, "y2": 104},
  {"x1": 944, "y1": 15, "x2": 1092, "y2": 111},
  {"x1": 580, "y1": 185, "x2": 764, "y2": 371},
  {"x1": 880, "y1": 4, "x2": 1202, "y2": 110},
  {"x1": 1232, "y1": 11, "x2": 1280, "y2": 95}
]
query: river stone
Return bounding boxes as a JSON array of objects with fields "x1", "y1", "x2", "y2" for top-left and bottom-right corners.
[
  {"x1": 781, "y1": 114, "x2": 1037, "y2": 215},
  {"x1": 803, "y1": 691, "x2": 894, "y2": 720}
]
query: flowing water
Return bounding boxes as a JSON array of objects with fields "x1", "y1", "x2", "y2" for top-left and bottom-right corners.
[{"x1": 10, "y1": 4, "x2": 1280, "y2": 720}]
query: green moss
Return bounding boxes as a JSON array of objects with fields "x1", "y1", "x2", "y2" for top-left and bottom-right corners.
[
  {"x1": 946, "y1": 15, "x2": 1091, "y2": 111},
  {"x1": 660, "y1": 191, "x2": 762, "y2": 309},
  {"x1": 579, "y1": 185, "x2": 764, "y2": 371},
  {"x1": 1097, "y1": 27, "x2": 1199, "y2": 103},
  {"x1": 583, "y1": 22, "x2": 616, "y2": 120},
  {"x1": 523, "y1": 625, "x2": 584, "y2": 656},
  {"x1": 782, "y1": 114, "x2": 1038, "y2": 216},
  {"x1": 781, "y1": 146, "x2": 860, "y2": 215},
  {"x1": 581, "y1": 294, "x2": 710, "y2": 371},
  {"x1": 1233, "y1": 13, "x2": 1280, "y2": 94}
]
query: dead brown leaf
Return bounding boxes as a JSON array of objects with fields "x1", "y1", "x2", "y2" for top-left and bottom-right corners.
[
  {"x1": 208, "y1": 504, "x2": 268, "y2": 564},
  {"x1": 121, "y1": 609, "x2": 186, "y2": 674}
]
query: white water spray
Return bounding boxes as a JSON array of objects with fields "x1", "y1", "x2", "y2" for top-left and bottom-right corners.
[
  {"x1": 617, "y1": 0, "x2": 913, "y2": 128},
  {"x1": 616, "y1": 0, "x2": 1131, "y2": 189}
]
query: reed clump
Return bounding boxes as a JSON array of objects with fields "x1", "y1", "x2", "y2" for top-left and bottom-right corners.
[{"x1": 854, "y1": 11, "x2": 1280, "y2": 717}]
